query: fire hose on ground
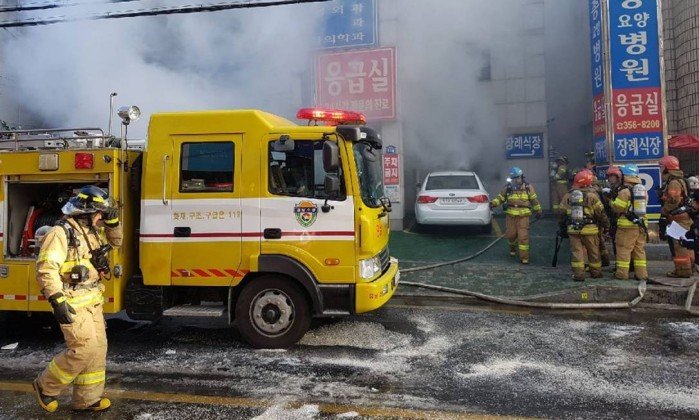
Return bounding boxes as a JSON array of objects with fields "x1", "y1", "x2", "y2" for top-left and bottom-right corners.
[{"x1": 399, "y1": 218, "x2": 698, "y2": 315}]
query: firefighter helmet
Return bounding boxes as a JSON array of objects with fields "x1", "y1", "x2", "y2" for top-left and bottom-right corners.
[
  {"x1": 606, "y1": 166, "x2": 622, "y2": 178},
  {"x1": 556, "y1": 155, "x2": 569, "y2": 164},
  {"x1": 573, "y1": 169, "x2": 594, "y2": 188},
  {"x1": 509, "y1": 167, "x2": 524, "y2": 178},
  {"x1": 61, "y1": 185, "x2": 114, "y2": 216},
  {"x1": 659, "y1": 155, "x2": 680, "y2": 171},
  {"x1": 620, "y1": 164, "x2": 639, "y2": 177}
]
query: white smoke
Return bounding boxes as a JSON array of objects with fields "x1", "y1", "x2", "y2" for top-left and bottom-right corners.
[{"x1": 0, "y1": 0, "x2": 324, "y2": 138}]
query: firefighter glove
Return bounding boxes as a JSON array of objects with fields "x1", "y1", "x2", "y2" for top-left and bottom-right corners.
[
  {"x1": 48, "y1": 293, "x2": 76, "y2": 325},
  {"x1": 103, "y1": 207, "x2": 119, "y2": 228}
]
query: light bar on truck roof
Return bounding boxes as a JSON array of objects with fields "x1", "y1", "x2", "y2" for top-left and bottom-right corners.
[{"x1": 296, "y1": 108, "x2": 366, "y2": 125}]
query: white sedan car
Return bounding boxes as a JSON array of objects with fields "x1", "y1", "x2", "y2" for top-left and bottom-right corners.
[{"x1": 414, "y1": 171, "x2": 492, "y2": 231}]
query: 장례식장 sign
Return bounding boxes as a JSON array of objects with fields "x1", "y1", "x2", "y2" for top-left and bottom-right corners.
[
  {"x1": 505, "y1": 133, "x2": 544, "y2": 159},
  {"x1": 318, "y1": 0, "x2": 377, "y2": 49},
  {"x1": 316, "y1": 47, "x2": 396, "y2": 121}
]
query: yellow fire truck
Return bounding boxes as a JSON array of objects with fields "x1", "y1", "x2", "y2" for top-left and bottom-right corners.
[{"x1": 0, "y1": 107, "x2": 399, "y2": 348}]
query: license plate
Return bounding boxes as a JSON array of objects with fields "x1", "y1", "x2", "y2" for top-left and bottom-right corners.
[{"x1": 440, "y1": 198, "x2": 464, "y2": 204}]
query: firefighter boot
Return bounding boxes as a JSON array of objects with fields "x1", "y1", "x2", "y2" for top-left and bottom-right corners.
[
  {"x1": 74, "y1": 398, "x2": 111, "y2": 412},
  {"x1": 33, "y1": 379, "x2": 58, "y2": 413},
  {"x1": 509, "y1": 242, "x2": 516, "y2": 257}
]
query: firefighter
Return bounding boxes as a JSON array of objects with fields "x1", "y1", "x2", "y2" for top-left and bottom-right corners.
[
  {"x1": 490, "y1": 167, "x2": 542, "y2": 264},
  {"x1": 602, "y1": 166, "x2": 623, "y2": 258},
  {"x1": 611, "y1": 164, "x2": 648, "y2": 280},
  {"x1": 32, "y1": 186, "x2": 122, "y2": 412},
  {"x1": 551, "y1": 156, "x2": 570, "y2": 213},
  {"x1": 658, "y1": 155, "x2": 694, "y2": 278},
  {"x1": 559, "y1": 169, "x2": 609, "y2": 281}
]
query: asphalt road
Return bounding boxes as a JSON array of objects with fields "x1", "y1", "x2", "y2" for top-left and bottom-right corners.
[{"x1": 0, "y1": 301, "x2": 697, "y2": 419}]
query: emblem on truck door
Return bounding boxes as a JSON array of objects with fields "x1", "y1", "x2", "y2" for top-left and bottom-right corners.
[
  {"x1": 294, "y1": 201, "x2": 318, "y2": 228},
  {"x1": 0, "y1": 265, "x2": 8, "y2": 278}
]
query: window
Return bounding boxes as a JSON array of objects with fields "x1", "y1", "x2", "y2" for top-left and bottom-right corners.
[
  {"x1": 268, "y1": 139, "x2": 345, "y2": 199},
  {"x1": 180, "y1": 142, "x2": 234, "y2": 193},
  {"x1": 426, "y1": 175, "x2": 479, "y2": 190}
]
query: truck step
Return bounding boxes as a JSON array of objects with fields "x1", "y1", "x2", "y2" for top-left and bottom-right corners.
[{"x1": 162, "y1": 304, "x2": 227, "y2": 317}]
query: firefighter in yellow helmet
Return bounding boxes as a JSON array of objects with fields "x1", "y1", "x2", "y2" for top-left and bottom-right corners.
[
  {"x1": 33, "y1": 185, "x2": 122, "y2": 412},
  {"x1": 490, "y1": 167, "x2": 542, "y2": 264},
  {"x1": 611, "y1": 165, "x2": 648, "y2": 280},
  {"x1": 551, "y1": 155, "x2": 570, "y2": 213},
  {"x1": 559, "y1": 169, "x2": 609, "y2": 281},
  {"x1": 659, "y1": 155, "x2": 694, "y2": 278}
]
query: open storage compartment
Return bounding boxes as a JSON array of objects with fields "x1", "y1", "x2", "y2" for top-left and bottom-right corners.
[{"x1": 4, "y1": 180, "x2": 110, "y2": 259}]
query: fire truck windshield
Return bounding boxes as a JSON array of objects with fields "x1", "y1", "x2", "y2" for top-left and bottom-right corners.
[{"x1": 353, "y1": 142, "x2": 384, "y2": 208}]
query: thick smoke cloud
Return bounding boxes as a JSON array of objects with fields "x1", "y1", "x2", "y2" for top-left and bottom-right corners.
[{"x1": 1, "y1": 0, "x2": 323, "y2": 139}]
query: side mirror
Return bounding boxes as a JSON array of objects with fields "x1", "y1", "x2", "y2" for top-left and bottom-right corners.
[
  {"x1": 324, "y1": 174, "x2": 341, "y2": 199},
  {"x1": 360, "y1": 144, "x2": 377, "y2": 162},
  {"x1": 336, "y1": 125, "x2": 361, "y2": 142},
  {"x1": 272, "y1": 135, "x2": 295, "y2": 152},
  {"x1": 323, "y1": 141, "x2": 339, "y2": 172}
]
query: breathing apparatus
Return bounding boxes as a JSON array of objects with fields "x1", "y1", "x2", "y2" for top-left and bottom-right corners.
[{"x1": 569, "y1": 189, "x2": 585, "y2": 229}]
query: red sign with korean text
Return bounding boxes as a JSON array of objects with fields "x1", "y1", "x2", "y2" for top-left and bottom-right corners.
[
  {"x1": 316, "y1": 47, "x2": 396, "y2": 121},
  {"x1": 382, "y1": 153, "x2": 399, "y2": 185},
  {"x1": 612, "y1": 86, "x2": 662, "y2": 134}
]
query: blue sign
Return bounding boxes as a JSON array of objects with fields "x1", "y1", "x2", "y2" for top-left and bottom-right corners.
[
  {"x1": 608, "y1": 0, "x2": 664, "y2": 162},
  {"x1": 613, "y1": 133, "x2": 662, "y2": 161},
  {"x1": 595, "y1": 165, "x2": 609, "y2": 181},
  {"x1": 318, "y1": 0, "x2": 376, "y2": 49},
  {"x1": 595, "y1": 137, "x2": 609, "y2": 165},
  {"x1": 505, "y1": 133, "x2": 544, "y2": 159},
  {"x1": 609, "y1": 0, "x2": 661, "y2": 89},
  {"x1": 589, "y1": 0, "x2": 605, "y2": 97},
  {"x1": 638, "y1": 164, "x2": 661, "y2": 215}
]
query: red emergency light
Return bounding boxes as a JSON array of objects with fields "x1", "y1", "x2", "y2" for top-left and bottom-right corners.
[
  {"x1": 74, "y1": 152, "x2": 94, "y2": 169},
  {"x1": 296, "y1": 107, "x2": 366, "y2": 126}
]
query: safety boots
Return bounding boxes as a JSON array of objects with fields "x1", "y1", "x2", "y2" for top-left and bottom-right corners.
[
  {"x1": 33, "y1": 380, "x2": 58, "y2": 413},
  {"x1": 75, "y1": 398, "x2": 111, "y2": 412}
]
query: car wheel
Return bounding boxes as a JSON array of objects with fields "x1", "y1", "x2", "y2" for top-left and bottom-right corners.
[{"x1": 235, "y1": 275, "x2": 311, "y2": 349}]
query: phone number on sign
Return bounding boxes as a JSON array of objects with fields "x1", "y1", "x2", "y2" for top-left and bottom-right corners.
[{"x1": 615, "y1": 120, "x2": 661, "y2": 131}]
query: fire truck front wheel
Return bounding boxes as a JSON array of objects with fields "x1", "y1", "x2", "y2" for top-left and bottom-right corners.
[{"x1": 235, "y1": 275, "x2": 311, "y2": 349}]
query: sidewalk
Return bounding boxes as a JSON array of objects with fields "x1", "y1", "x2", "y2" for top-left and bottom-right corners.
[{"x1": 391, "y1": 216, "x2": 698, "y2": 308}]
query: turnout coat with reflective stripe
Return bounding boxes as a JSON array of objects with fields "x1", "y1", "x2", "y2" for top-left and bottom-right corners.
[
  {"x1": 559, "y1": 188, "x2": 609, "y2": 235},
  {"x1": 36, "y1": 217, "x2": 123, "y2": 298},
  {"x1": 491, "y1": 183, "x2": 542, "y2": 217}
]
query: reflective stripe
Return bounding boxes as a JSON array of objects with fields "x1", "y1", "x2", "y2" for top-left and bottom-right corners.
[
  {"x1": 589, "y1": 262, "x2": 602, "y2": 268},
  {"x1": 67, "y1": 292, "x2": 102, "y2": 308},
  {"x1": 571, "y1": 261, "x2": 585, "y2": 268},
  {"x1": 616, "y1": 261, "x2": 630, "y2": 268},
  {"x1": 104, "y1": 217, "x2": 118, "y2": 224},
  {"x1": 617, "y1": 218, "x2": 637, "y2": 228},
  {"x1": 568, "y1": 225, "x2": 599, "y2": 235},
  {"x1": 48, "y1": 359, "x2": 76, "y2": 385},
  {"x1": 635, "y1": 260, "x2": 647, "y2": 267},
  {"x1": 74, "y1": 370, "x2": 106, "y2": 386},
  {"x1": 505, "y1": 208, "x2": 532, "y2": 216},
  {"x1": 518, "y1": 244, "x2": 529, "y2": 250},
  {"x1": 556, "y1": 180, "x2": 568, "y2": 184},
  {"x1": 612, "y1": 198, "x2": 629, "y2": 212},
  {"x1": 38, "y1": 250, "x2": 65, "y2": 264}
]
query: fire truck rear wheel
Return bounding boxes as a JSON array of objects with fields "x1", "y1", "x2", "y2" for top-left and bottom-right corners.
[{"x1": 235, "y1": 275, "x2": 311, "y2": 349}]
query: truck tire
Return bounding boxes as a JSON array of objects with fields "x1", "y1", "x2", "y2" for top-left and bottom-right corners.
[{"x1": 234, "y1": 275, "x2": 311, "y2": 349}]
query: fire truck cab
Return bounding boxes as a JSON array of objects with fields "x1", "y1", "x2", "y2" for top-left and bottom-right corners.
[{"x1": 0, "y1": 108, "x2": 399, "y2": 348}]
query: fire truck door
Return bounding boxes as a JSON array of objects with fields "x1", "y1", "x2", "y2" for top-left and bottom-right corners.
[{"x1": 170, "y1": 136, "x2": 243, "y2": 286}]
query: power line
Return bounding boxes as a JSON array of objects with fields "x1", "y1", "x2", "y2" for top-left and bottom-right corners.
[
  {"x1": 0, "y1": 0, "x2": 329, "y2": 28},
  {"x1": 0, "y1": 0, "x2": 142, "y2": 14}
]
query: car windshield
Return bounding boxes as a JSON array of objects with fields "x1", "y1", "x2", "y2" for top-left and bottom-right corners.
[
  {"x1": 425, "y1": 175, "x2": 479, "y2": 190},
  {"x1": 353, "y1": 143, "x2": 384, "y2": 208}
]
